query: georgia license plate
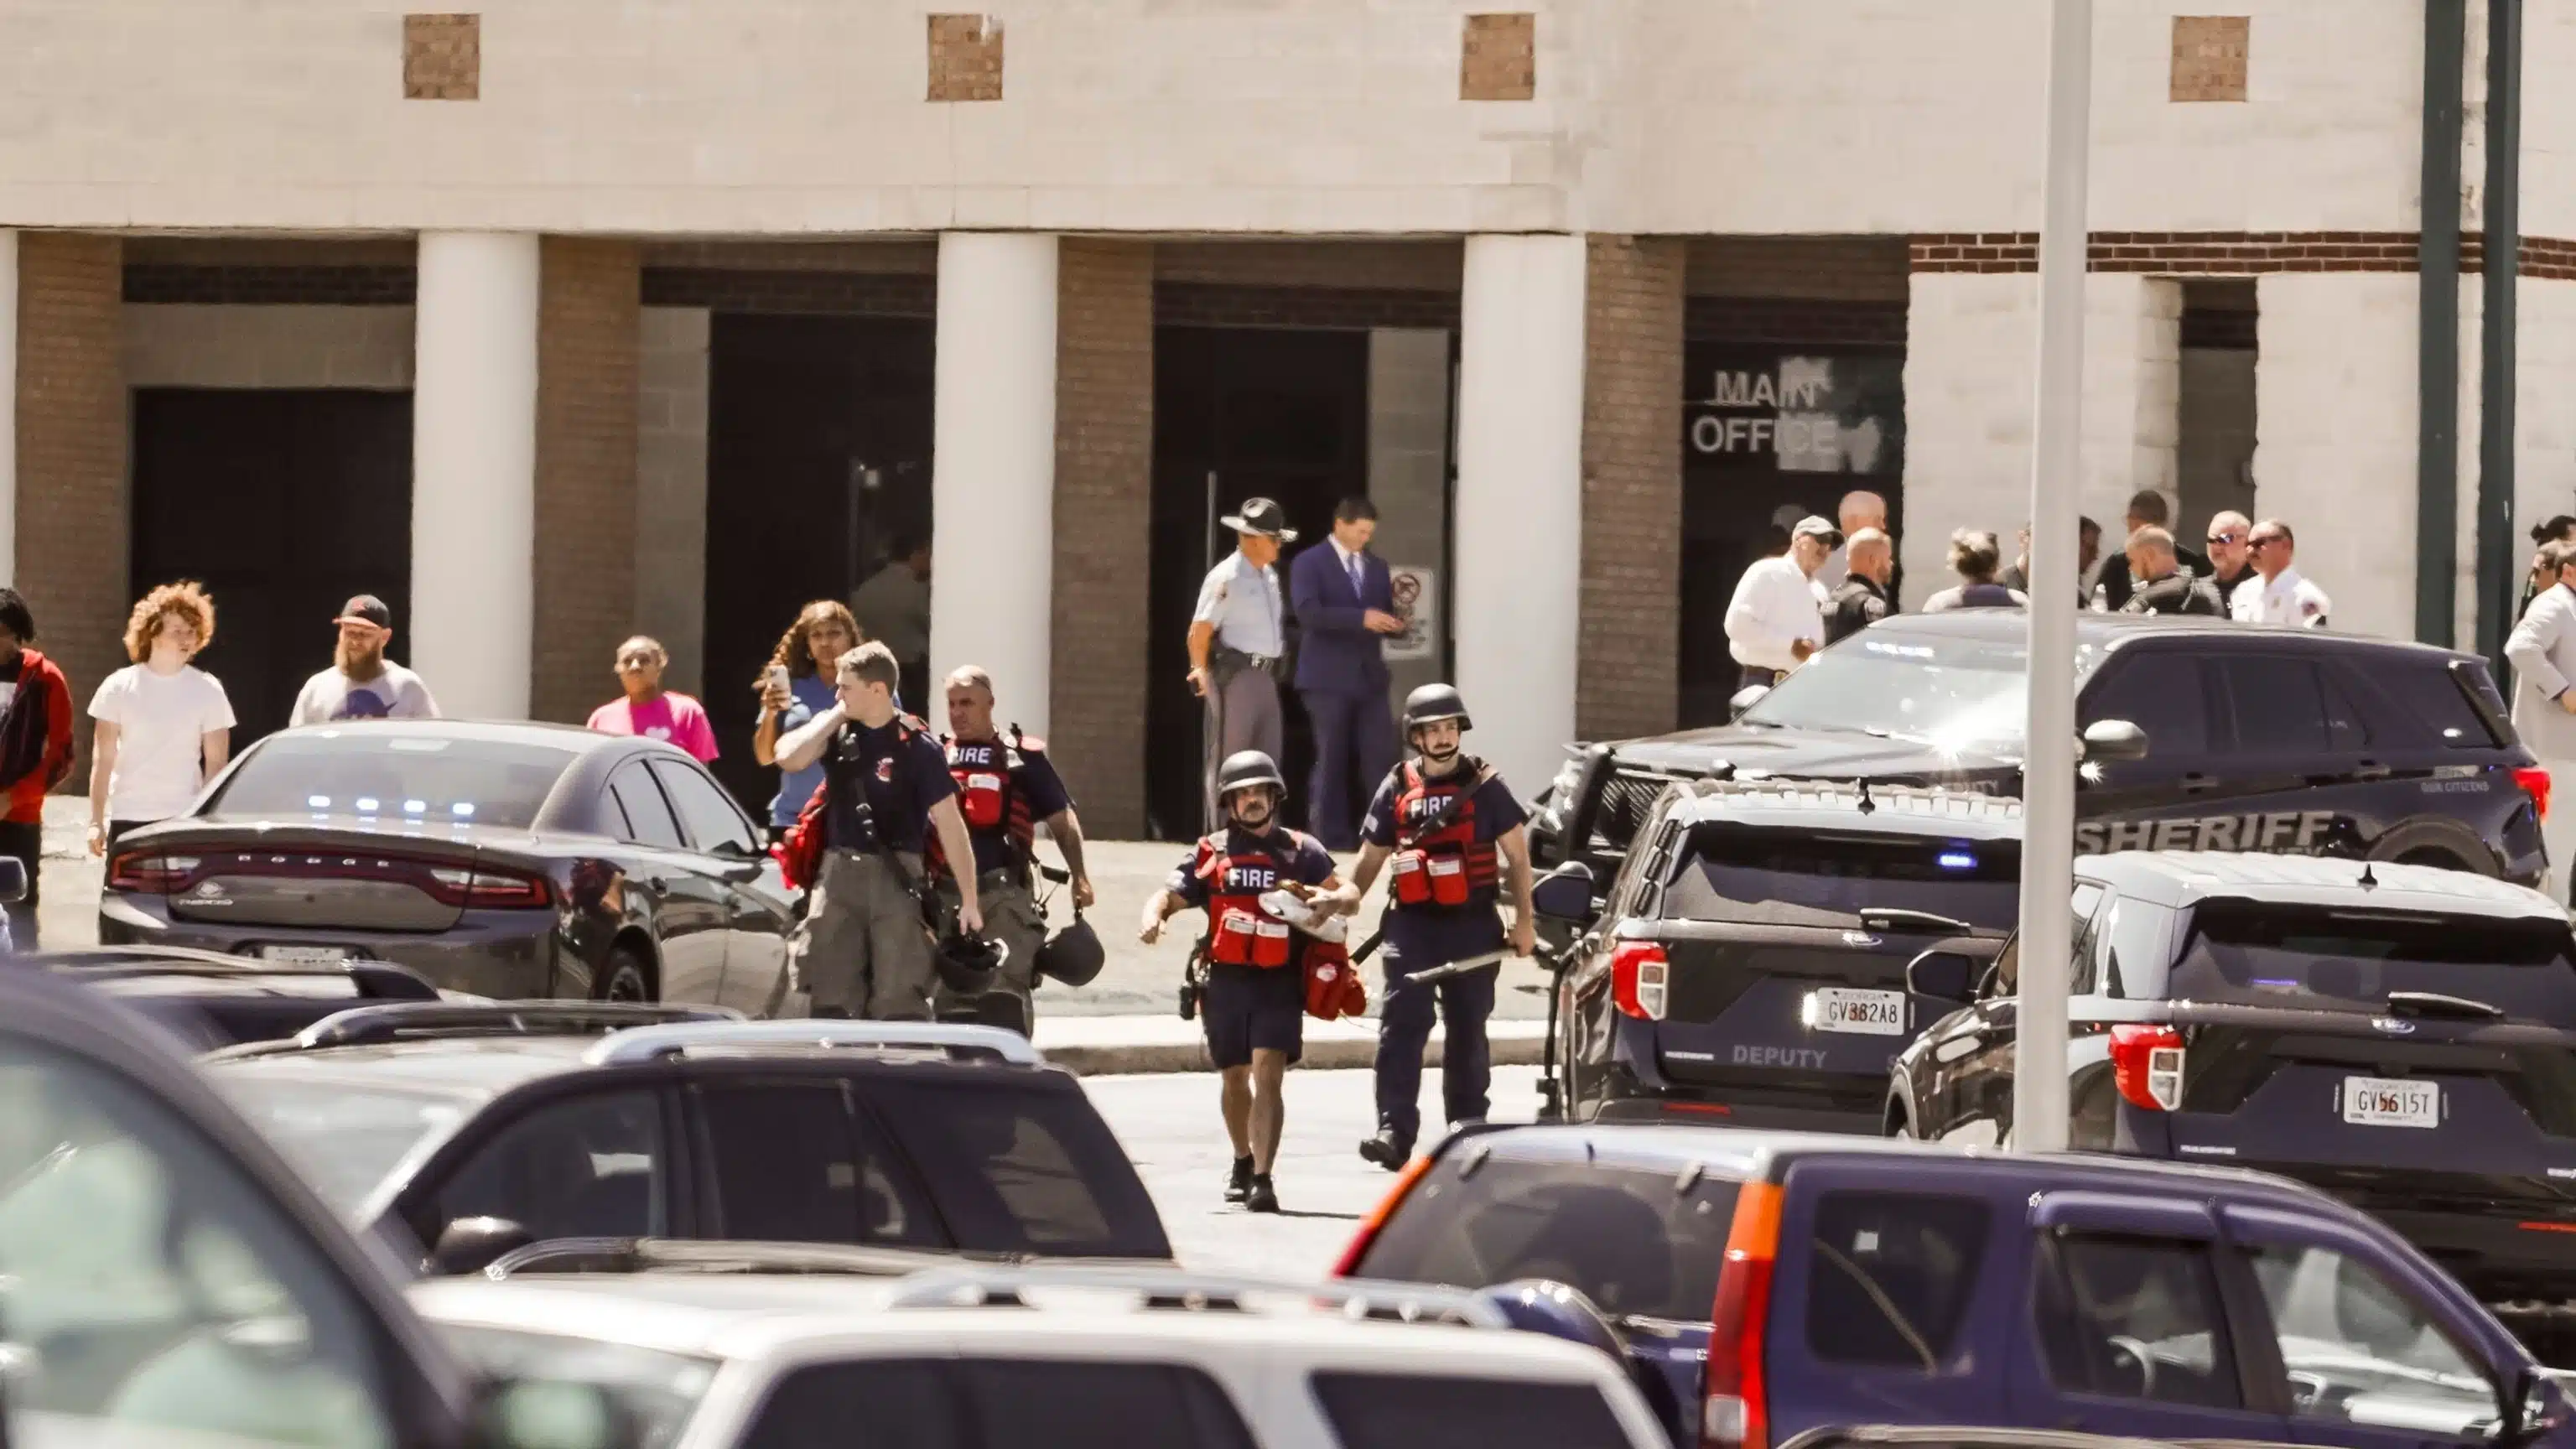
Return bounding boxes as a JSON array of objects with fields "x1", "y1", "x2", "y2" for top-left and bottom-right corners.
[
  {"x1": 2343, "y1": 1076, "x2": 2440, "y2": 1129},
  {"x1": 1809, "y1": 988, "x2": 1906, "y2": 1036},
  {"x1": 258, "y1": 944, "x2": 356, "y2": 967}
]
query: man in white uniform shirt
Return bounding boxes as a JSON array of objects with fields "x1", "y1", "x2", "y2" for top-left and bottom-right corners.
[
  {"x1": 2228, "y1": 519, "x2": 2331, "y2": 627},
  {"x1": 1725, "y1": 516, "x2": 1837, "y2": 689},
  {"x1": 2507, "y1": 539, "x2": 2576, "y2": 901}
]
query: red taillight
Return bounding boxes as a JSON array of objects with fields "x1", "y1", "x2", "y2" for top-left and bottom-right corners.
[
  {"x1": 2517, "y1": 766, "x2": 2554, "y2": 823},
  {"x1": 1612, "y1": 941, "x2": 1670, "y2": 1021},
  {"x1": 427, "y1": 866, "x2": 552, "y2": 910},
  {"x1": 1331, "y1": 1151, "x2": 1436, "y2": 1277},
  {"x1": 2110, "y1": 1024, "x2": 2186, "y2": 1112},
  {"x1": 108, "y1": 853, "x2": 201, "y2": 892},
  {"x1": 1705, "y1": 1182, "x2": 1781, "y2": 1449}
]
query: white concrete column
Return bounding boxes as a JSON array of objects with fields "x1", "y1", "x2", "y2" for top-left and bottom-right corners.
[
  {"x1": 2254, "y1": 273, "x2": 2418, "y2": 641},
  {"x1": 412, "y1": 231, "x2": 540, "y2": 719},
  {"x1": 928, "y1": 232, "x2": 1059, "y2": 737},
  {"x1": 1455, "y1": 234, "x2": 1587, "y2": 795},
  {"x1": 0, "y1": 230, "x2": 18, "y2": 588}
]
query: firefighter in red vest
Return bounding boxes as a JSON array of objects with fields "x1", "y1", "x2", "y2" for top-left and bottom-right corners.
[
  {"x1": 1140, "y1": 750, "x2": 1355, "y2": 1213},
  {"x1": 1348, "y1": 684, "x2": 1536, "y2": 1169},
  {"x1": 927, "y1": 666, "x2": 1095, "y2": 1033}
]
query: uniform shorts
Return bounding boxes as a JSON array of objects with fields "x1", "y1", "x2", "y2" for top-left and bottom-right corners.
[{"x1": 1202, "y1": 960, "x2": 1305, "y2": 1069}]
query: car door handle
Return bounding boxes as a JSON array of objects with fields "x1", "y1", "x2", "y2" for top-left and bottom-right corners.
[
  {"x1": 2179, "y1": 771, "x2": 2218, "y2": 793},
  {"x1": 2355, "y1": 757, "x2": 2392, "y2": 781}
]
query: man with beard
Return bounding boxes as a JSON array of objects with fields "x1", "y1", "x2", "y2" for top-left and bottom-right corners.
[{"x1": 288, "y1": 596, "x2": 439, "y2": 724}]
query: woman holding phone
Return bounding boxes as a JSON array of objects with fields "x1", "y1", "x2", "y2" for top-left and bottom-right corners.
[{"x1": 751, "y1": 600, "x2": 862, "y2": 842}]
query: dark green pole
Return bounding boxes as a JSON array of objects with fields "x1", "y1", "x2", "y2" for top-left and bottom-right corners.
[
  {"x1": 2476, "y1": 0, "x2": 2523, "y2": 665},
  {"x1": 2417, "y1": 0, "x2": 2464, "y2": 644}
]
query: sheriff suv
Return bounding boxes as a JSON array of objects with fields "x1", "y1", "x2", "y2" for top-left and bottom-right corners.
[
  {"x1": 1538, "y1": 778, "x2": 2018, "y2": 1130},
  {"x1": 1530, "y1": 613, "x2": 2547, "y2": 932}
]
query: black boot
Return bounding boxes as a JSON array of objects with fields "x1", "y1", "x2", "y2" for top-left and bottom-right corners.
[
  {"x1": 1245, "y1": 1173, "x2": 1280, "y2": 1213},
  {"x1": 1358, "y1": 1127, "x2": 1413, "y2": 1171},
  {"x1": 1223, "y1": 1156, "x2": 1254, "y2": 1204}
]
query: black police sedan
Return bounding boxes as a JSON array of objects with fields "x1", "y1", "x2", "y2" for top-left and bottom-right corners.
[
  {"x1": 98, "y1": 719, "x2": 795, "y2": 1007},
  {"x1": 1888, "y1": 851, "x2": 2576, "y2": 1302},
  {"x1": 1534, "y1": 613, "x2": 2547, "y2": 902}
]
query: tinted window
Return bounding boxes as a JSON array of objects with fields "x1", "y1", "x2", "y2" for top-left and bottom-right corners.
[
  {"x1": 2240, "y1": 1242, "x2": 2497, "y2": 1436},
  {"x1": 2385, "y1": 657, "x2": 2504, "y2": 749},
  {"x1": 699, "y1": 1083, "x2": 939, "y2": 1247},
  {"x1": 2034, "y1": 1235, "x2": 2240, "y2": 1408},
  {"x1": 1312, "y1": 1373, "x2": 1630, "y2": 1449},
  {"x1": 1660, "y1": 825, "x2": 2019, "y2": 930},
  {"x1": 206, "y1": 732, "x2": 576, "y2": 829},
  {"x1": 2080, "y1": 653, "x2": 2209, "y2": 756},
  {"x1": 743, "y1": 1360, "x2": 963, "y2": 1449},
  {"x1": 1740, "y1": 632, "x2": 2102, "y2": 751},
  {"x1": 2066, "y1": 884, "x2": 2111, "y2": 995},
  {"x1": 1805, "y1": 1192, "x2": 1991, "y2": 1368},
  {"x1": 1353, "y1": 1156, "x2": 1738, "y2": 1321},
  {"x1": 652, "y1": 760, "x2": 760, "y2": 855},
  {"x1": 866, "y1": 1077, "x2": 1169, "y2": 1258},
  {"x1": 2099, "y1": 896, "x2": 2178, "y2": 1001},
  {"x1": 2215, "y1": 658, "x2": 2334, "y2": 756},
  {"x1": 421, "y1": 1088, "x2": 664, "y2": 1244},
  {"x1": 609, "y1": 761, "x2": 685, "y2": 849},
  {"x1": 958, "y1": 1360, "x2": 1254, "y2": 1449},
  {"x1": 2174, "y1": 902, "x2": 2576, "y2": 1020}
]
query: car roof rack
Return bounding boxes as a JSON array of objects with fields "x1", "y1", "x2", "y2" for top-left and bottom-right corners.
[
  {"x1": 217, "y1": 1000, "x2": 745, "y2": 1054},
  {"x1": 880, "y1": 1265, "x2": 1510, "y2": 1328},
  {"x1": 487, "y1": 1237, "x2": 980, "y2": 1280},
  {"x1": 584, "y1": 1019, "x2": 1044, "y2": 1067},
  {"x1": 35, "y1": 954, "x2": 440, "y2": 999}
]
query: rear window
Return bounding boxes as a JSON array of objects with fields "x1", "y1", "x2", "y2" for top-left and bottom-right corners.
[
  {"x1": 863, "y1": 1076, "x2": 1170, "y2": 1259},
  {"x1": 742, "y1": 1358, "x2": 1254, "y2": 1449},
  {"x1": 206, "y1": 732, "x2": 576, "y2": 829},
  {"x1": 1352, "y1": 1155, "x2": 1737, "y2": 1322},
  {"x1": 1311, "y1": 1373, "x2": 1631, "y2": 1449},
  {"x1": 1660, "y1": 825, "x2": 2019, "y2": 931},
  {"x1": 2383, "y1": 657, "x2": 2506, "y2": 749},
  {"x1": 2174, "y1": 901, "x2": 2576, "y2": 1020},
  {"x1": 1803, "y1": 1192, "x2": 1991, "y2": 1368}
]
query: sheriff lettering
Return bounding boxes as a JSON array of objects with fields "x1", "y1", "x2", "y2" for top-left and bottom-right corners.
[{"x1": 2073, "y1": 809, "x2": 2337, "y2": 856}]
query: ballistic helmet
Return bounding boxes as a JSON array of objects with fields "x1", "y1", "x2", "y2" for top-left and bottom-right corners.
[
  {"x1": 1403, "y1": 683, "x2": 1472, "y2": 734},
  {"x1": 1216, "y1": 750, "x2": 1286, "y2": 800},
  {"x1": 933, "y1": 930, "x2": 1005, "y2": 996},
  {"x1": 1034, "y1": 916, "x2": 1106, "y2": 988}
]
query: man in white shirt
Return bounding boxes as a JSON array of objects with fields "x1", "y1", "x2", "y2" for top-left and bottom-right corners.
[
  {"x1": 2228, "y1": 519, "x2": 2331, "y2": 627},
  {"x1": 2506, "y1": 540, "x2": 2576, "y2": 901},
  {"x1": 1725, "y1": 516, "x2": 1836, "y2": 688}
]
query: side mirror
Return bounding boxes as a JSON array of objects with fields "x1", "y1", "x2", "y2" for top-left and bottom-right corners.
[
  {"x1": 475, "y1": 1376, "x2": 644, "y2": 1449},
  {"x1": 0, "y1": 856, "x2": 25, "y2": 906},
  {"x1": 1728, "y1": 684, "x2": 1771, "y2": 721},
  {"x1": 1905, "y1": 948, "x2": 1980, "y2": 1004},
  {"x1": 431, "y1": 1216, "x2": 533, "y2": 1277},
  {"x1": 2079, "y1": 719, "x2": 2150, "y2": 764},
  {"x1": 1531, "y1": 861, "x2": 1597, "y2": 923}
]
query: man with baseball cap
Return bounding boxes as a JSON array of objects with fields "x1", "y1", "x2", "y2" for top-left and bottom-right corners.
[
  {"x1": 288, "y1": 595, "x2": 439, "y2": 724},
  {"x1": 1188, "y1": 497, "x2": 1298, "y2": 832},
  {"x1": 1722, "y1": 514, "x2": 1836, "y2": 688}
]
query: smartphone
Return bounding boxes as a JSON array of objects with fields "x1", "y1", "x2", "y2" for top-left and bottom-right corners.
[{"x1": 764, "y1": 664, "x2": 791, "y2": 694}]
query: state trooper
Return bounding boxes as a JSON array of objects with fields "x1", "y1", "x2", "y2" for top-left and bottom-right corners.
[
  {"x1": 1188, "y1": 498, "x2": 1295, "y2": 833},
  {"x1": 1139, "y1": 750, "x2": 1354, "y2": 1213},
  {"x1": 1348, "y1": 685, "x2": 1537, "y2": 1169},
  {"x1": 926, "y1": 666, "x2": 1097, "y2": 1034}
]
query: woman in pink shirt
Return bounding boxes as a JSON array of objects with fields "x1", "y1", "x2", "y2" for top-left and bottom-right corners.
[{"x1": 588, "y1": 636, "x2": 719, "y2": 762}]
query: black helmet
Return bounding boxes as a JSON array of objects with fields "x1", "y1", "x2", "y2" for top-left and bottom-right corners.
[
  {"x1": 1216, "y1": 750, "x2": 1286, "y2": 801},
  {"x1": 1035, "y1": 916, "x2": 1105, "y2": 988},
  {"x1": 1403, "y1": 683, "x2": 1472, "y2": 734},
  {"x1": 933, "y1": 930, "x2": 1006, "y2": 995}
]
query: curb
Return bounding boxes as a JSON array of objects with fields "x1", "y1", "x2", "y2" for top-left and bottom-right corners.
[{"x1": 1045, "y1": 1030, "x2": 1545, "y2": 1078}]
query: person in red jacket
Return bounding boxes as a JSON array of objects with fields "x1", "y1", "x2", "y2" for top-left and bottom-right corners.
[{"x1": 0, "y1": 589, "x2": 77, "y2": 948}]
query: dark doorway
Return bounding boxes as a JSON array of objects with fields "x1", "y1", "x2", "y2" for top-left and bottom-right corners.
[
  {"x1": 130, "y1": 389, "x2": 413, "y2": 747},
  {"x1": 704, "y1": 313, "x2": 934, "y2": 810},
  {"x1": 1148, "y1": 326, "x2": 1369, "y2": 841}
]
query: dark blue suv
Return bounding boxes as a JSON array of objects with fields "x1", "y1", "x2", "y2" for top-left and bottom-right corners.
[{"x1": 1338, "y1": 1127, "x2": 2572, "y2": 1449}]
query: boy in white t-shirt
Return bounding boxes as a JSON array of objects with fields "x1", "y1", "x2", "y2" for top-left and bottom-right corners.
[{"x1": 87, "y1": 584, "x2": 236, "y2": 855}]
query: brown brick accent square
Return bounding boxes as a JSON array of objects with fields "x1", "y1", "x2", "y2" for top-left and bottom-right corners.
[
  {"x1": 1461, "y1": 13, "x2": 1535, "y2": 101},
  {"x1": 531, "y1": 238, "x2": 641, "y2": 725},
  {"x1": 404, "y1": 13, "x2": 480, "y2": 101},
  {"x1": 2171, "y1": 16, "x2": 2248, "y2": 102},
  {"x1": 1578, "y1": 236, "x2": 1685, "y2": 742},
  {"x1": 928, "y1": 14, "x2": 1005, "y2": 102}
]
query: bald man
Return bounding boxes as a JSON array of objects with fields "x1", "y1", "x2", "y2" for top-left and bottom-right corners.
[
  {"x1": 1812, "y1": 491, "x2": 1890, "y2": 598},
  {"x1": 1825, "y1": 527, "x2": 1895, "y2": 644}
]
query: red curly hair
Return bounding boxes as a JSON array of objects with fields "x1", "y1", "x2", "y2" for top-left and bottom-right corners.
[{"x1": 123, "y1": 582, "x2": 216, "y2": 663}]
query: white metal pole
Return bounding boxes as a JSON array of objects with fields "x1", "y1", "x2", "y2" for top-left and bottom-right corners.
[{"x1": 2013, "y1": 0, "x2": 2094, "y2": 1156}]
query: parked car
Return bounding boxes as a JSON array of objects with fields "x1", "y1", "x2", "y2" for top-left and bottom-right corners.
[
  {"x1": 203, "y1": 1004, "x2": 1171, "y2": 1271},
  {"x1": 1536, "y1": 778, "x2": 2017, "y2": 1130},
  {"x1": 98, "y1": 719, "x2": 797, "y2": 1006},
  {"x1": 1890, "y1": 850, "x2": 2576, "y2": 1302},
  {"x1": 1530, "y1": 614, "x2": 2547, "y2": 943},
  {"x1": 1337, "y1": 1125, "x2": 2573, "y2": 1449},
  {"x1": 414, "y1": 1262, "x2": 1675, "y2": 1449},
  {"x1": 22, "y1": 943, "x2": 449, "y2": 1048}
]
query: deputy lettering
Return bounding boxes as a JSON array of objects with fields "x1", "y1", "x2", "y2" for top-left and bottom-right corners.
[
  {"x1": 1733, "y1": 1045, "x2": 1830, "y2": 1070},
  {"x1": 2072, "y1": 809, "x2": 2336, "y2": 856}
]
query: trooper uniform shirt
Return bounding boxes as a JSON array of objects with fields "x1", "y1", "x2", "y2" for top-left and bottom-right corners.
[
  {"x1": 2231, "y1": 567, "x2": 2333, "y2": 628},
  {"x1": 951, "y1": 734, "x2": 1072, "y2": 878},
  {"x1": 823, "y1": 717, "x2": 956, "y2": 854},
  {"x1": 2120, "y1": 569, "x2": 2225, "y2": 617},
  {"x1": 1193, "y1": 552, "x2": 1286, "y2": 659},
  {"x1": 1824, "y1": 575, "x2": 1892, "y2": 645}
]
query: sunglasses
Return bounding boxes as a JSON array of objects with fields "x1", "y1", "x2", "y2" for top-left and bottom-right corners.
[
  {"x1": 2250, "y1": 535, "x2": 2285, "y2": 548},
  {"x1": 2207, "y1": 532, "x2": 2245, "y2": 546}
]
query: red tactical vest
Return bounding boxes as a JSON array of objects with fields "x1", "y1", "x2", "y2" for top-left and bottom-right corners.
[
  {"x1": 1389, "y1": 758, "x2": 1498, "y2": 909},
  {"x1": 1194, "y1": 830, "x2": 1308, "y2": 969},
  {"x1": 927, "y1": 730, "x2": 1036, "y2": 881}
]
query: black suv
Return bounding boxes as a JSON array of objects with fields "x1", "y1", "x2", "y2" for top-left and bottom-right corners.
[
  {"x1": 1533, "y1": 614, "x2": 2547, "y2": 921},
  {"x1": 205, "y1": 1003, "x2": 1171, "y2": 1272},
  {"x1": 1888, "y1": 850, "x2": 2576, "y2": 1301},
  {"x1": 1543, "y1": 778, "x2": 2018, "y2": 1129}
]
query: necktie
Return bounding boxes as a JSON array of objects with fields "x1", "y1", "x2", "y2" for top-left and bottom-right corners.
[{"x1": 1348, "y1": 553, "x2": 1364, "y2": 599}]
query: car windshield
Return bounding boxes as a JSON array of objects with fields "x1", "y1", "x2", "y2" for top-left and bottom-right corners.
[
  {"x1": 214, "y1": 1074, "x2": 469, "y2": 1215},
  {"x1": 1737, "y1": 632, "x2": 2096, "y2": 753},
  {"x1": 1661, "y1": 825, "x2": 2020, "y2": 931},
  {"x1": 203, "y1": 731, "x2": 579, "y2": 831},
  {"x1": 2174, "y1": 903, "x2": 2576, "y2": 1021},
  {"x1": 432, "y1": 1324, "x2": 718, "y2": 1449}
]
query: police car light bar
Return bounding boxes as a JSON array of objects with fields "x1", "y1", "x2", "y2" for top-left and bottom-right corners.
[{"x1": 584, "y1": 1018, "x2": 1046, "y2": 1067}]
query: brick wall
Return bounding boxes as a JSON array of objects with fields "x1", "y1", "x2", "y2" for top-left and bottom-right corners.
[
  {"x1": 16, "y1": 233, "x2": 127, "y2": 776},
  {"x1": 1576, "y1": 236, "x2": 1683, "y2": 743},
  {"x1": 1687, "y1": 236, "x2": 1910, "y2": 301},
  {"x1": 531, "y1": 237, "x2": 641, "y2": 724},
  {"x1": 1048, "y1": 239, "x2": 1154, "y2": 838}
]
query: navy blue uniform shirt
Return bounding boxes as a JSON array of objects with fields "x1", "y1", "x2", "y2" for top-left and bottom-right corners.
[
  {"x1": 950, "y1": 735, "x2": 1073, "y2": 877},
  {"x1": 1361, "y1": 766, "x2": 1528, "y2": 855},
  {"x1": 1167, "y1": 825, "x2": 1335, "y2": 909},
  {"x1": 824, "y1": 718, "x2": 957, "y2": 854}
]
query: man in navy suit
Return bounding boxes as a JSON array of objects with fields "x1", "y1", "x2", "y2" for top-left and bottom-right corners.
[{"x1": 1290, "y1": 496, "x2": 1406, "y2": 849}]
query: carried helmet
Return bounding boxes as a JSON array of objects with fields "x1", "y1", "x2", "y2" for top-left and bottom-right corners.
[
  {"x1": 932, "y1": 930, "x2": 1006, "y2": 996},
  {"x1": 1034, "y1": 915, "x2": 1106, "y2": 988},
  {"x1": 1402, "y1": 683, "x2": 1472, "y2": 735},
  {"x1": 1215, "y1": 750, "x2": 1286, "y2": 802}
]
